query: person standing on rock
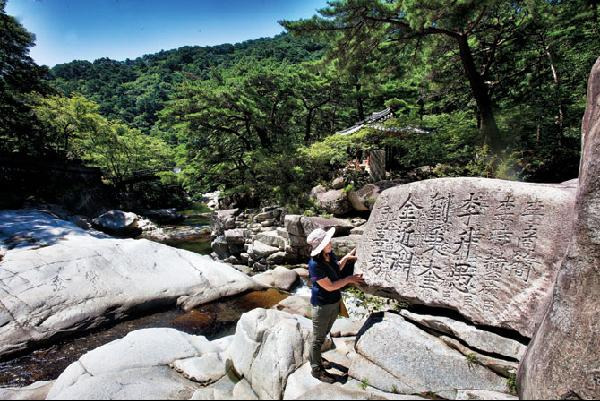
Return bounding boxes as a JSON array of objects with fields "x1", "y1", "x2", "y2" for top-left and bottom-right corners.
[{"x1": 307, "y1": 227, "x2": 364, "y2": 383}]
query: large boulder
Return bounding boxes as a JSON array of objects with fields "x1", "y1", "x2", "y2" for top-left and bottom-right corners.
[
  {"x1": 225, "y1": 309, "x2": 315, "y2": 400},
  {"x1": 310, "y1": 188, "x2": 352, "y2": 216},
  {"x1": 356, "y1": 177, "x2": 576, "y2": 337},
  {"x1": 348, "y1": 313, "x2": 509, "y2": 397},
  {"x1": 92, "y1": 210, "x2": 142, "y2": 237},
  {"x1": 46, "y1": 328, "x2": 225, "y2": 399},
  {"x1": 301, "y1": 216, "x2": 354, "y2": 237},
  {"x1": 519, "y1": 57, "x2": 600, "y2": 400},
  {"x1": 0, "y1": 210, "x2": 261, "y2": 358},
  {"x1": 348, "y1": 184, "x2": 381, "y2": 212}
]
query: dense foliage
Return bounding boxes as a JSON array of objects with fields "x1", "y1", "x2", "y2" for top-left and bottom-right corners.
[{"x1": 1, "y1": 0, "x2": 598, "y2": 209}]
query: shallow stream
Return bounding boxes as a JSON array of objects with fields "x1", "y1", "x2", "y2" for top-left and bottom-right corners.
[{"x1": 0, "y1": 204, "x2": 292, "y2": 388}]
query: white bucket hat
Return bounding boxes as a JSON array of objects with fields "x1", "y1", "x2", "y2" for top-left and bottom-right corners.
[{"x1": 307, "y1": 227, "x2": 336, "y2": 257}]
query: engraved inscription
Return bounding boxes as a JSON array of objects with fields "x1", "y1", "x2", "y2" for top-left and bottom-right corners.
[{"x1": 364, "y1": 188, "x2": 550, "y2": 316}]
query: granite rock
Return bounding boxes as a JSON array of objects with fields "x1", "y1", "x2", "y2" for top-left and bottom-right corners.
[
  {"x1": 356, "y1": 177, "x2": 576, "y2": 337},
  {"x1": 519, "y1": 57, "x2": 600, "y2": 400}
]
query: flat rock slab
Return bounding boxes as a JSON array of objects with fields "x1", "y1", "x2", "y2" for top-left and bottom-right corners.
[
  {"x1": 0, "y1": 210, "x2": 260, "y2": 358},
  {"x1": 350, "y1": 313, "x2": 508, "y2": 396},
  {"x1": 46, "y1": 328, "x2": 220, "y2": 400},
  {"x1": 284, "y1": 363, "x2": 425, "y2": 400},
  {"x1": 356, "y1": 178, "x2": 576, "y2": 337},
  {"x1": 399, "y1": 310, "x2": 526, "y2": 361}
]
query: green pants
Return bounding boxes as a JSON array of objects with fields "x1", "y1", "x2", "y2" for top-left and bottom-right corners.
[{"x1": 310, "y1": 301, "x2": 340, "y2": 372}]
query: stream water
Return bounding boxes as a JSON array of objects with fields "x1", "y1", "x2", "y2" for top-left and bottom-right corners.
[{"x1": 0, "y1": 205, "x2": 292, "y2": 388}]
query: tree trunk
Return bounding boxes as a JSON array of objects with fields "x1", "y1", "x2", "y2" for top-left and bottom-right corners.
[
  {"x1": 457, "y1": 35, "x2": 501, "y2": 152},
  {"x1": 355, "y1": 82, "x2": 365, "y2": 121},
  {"x1": 545, "y1": 45, "x2": 564, "y2": 146}
]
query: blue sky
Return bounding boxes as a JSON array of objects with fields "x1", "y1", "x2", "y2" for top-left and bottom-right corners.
[{"x1": 6, "y1": 0, "x2": 328, "y2": 67}]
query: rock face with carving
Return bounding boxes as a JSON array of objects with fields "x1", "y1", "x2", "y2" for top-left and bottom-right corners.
[
  {"x1": 519, "y1": 57, "x2": 600, "y2": 400},
  {"x1": 356, "y1": 177, "x2": 576, "y2": 337}
]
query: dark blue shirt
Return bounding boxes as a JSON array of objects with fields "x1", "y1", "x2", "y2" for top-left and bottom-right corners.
[{"x1": 308, "y1": 252, "x2": 354, "y2": 306}]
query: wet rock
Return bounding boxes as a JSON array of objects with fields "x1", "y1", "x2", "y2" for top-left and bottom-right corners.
[
  {"x1": 519, "y1": 57, "x2": 600, "y2": 400},
  {"x1": 357, "y1": 177, "x2": 576, "y2": 337},
  {"x1": 399, "y1": 310, "x2": 526, "y2": 361},
  {"x1": 0, "y1": 211, "x2": 261, "y2": 358},
  {"x1": 349, "y1": 313, "x2": 508, "y2": 395}
]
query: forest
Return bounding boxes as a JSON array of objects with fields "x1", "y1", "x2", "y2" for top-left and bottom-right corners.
[{"x1": 1, "y1": 0, "x2": 599, "y2": 210}]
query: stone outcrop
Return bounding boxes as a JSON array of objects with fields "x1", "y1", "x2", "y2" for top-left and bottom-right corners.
[
  {"x1": 210, "y1": 208, "x2": 365, "y2": 268},
  {"x1": 519, "y1": 57, "x2": 600, "y2": 400},
  {"x1": 0, "y1": 210, "x2": 261, "y2": 358},
  {"x1": 399, "y1": 310, "x2": 526, "y2": 361},
  {"x1": 356, "y1": 177, "x2": 577, "y2": 337},
  {"x1": 46, "y1": 328, "x2": 225, "y2": 399},
  {"x1": 348, "y1": 313, "x2": 510, "y2": 396},
  {"x1": 224, "y1": 309, "x2": 315, "y2": 400},
  {"x1": 41, "y1": 307, "x2": 522, "y2": 400}
]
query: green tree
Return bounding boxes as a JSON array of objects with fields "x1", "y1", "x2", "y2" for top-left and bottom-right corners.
[
  {"x1": 0, "y1": 0, "x2": 49, "y2": 154},
  {"x1": 281, "y1": 0, "x2": 531, "y2": 151}
]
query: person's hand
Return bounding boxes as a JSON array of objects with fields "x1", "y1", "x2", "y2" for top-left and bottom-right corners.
[
  {"x1": 343, "y1": 248, "x2": 358, "y2": 263},
  {"x1": 347, "y1": 274, "x2": 365, "y2": 286}
]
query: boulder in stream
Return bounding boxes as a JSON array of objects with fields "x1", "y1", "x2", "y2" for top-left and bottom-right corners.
[{"x1": 0, "y1": 210, "x2": 261, "y2": 358}]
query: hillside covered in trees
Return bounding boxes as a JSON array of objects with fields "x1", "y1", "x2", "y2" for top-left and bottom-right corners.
[{"x1": 1, "y1": 0, "x2": 599, "y2": 211}]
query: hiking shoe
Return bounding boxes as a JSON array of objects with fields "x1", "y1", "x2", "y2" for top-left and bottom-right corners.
[
  {"x1": 321, "y1": 359, "x2": 333, "y2": 370},
  {"x1": 312, "y1": 368, "x2": 336, "y2": 384}
]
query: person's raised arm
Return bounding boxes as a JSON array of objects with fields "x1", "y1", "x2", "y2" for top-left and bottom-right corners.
[{"x1": 317, "y1": 274, "x2": 363, "y2": 292}]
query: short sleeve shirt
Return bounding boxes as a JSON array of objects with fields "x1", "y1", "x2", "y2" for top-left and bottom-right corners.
[{"x1": 308, "y1": 253, "x2": 343, "y2": 306}]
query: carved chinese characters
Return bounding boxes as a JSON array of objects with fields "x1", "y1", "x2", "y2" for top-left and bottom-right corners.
[{"x1": 357, "y1": 178, "x2": 576, "y2": 337}]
